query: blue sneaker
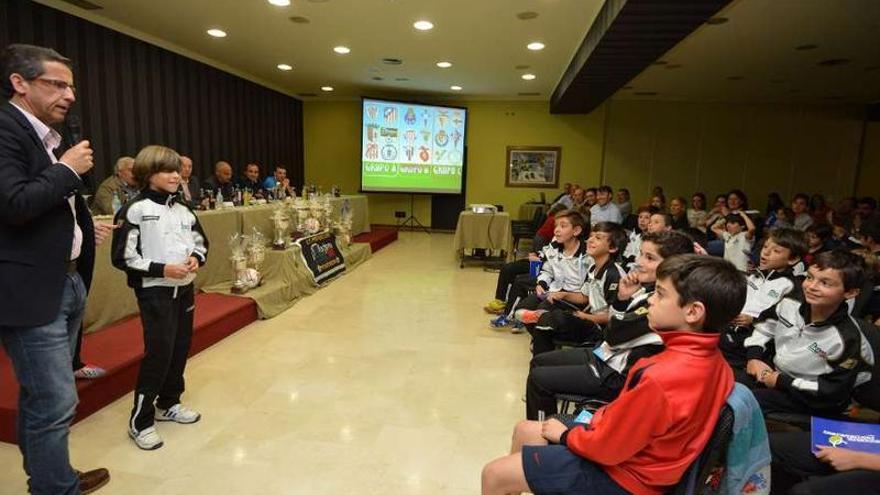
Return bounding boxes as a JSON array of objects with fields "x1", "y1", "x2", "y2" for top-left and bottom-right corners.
[
  {"x1": 489, "y1": 315, "x2": 511, "y2": 328},
  {"x1": 510, "y1": 321, "x2": 526, "y2": 334}
]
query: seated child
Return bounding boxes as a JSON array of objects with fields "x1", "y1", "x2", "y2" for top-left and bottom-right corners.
[
  {"x1": 486, "y1": 241, "x2": 560, "y2": 332},
  {"x1": 770, "y1": 430, "x2": 880, "y2": 494},
  {"x1": 722, "y1": 228, "x2": 807, "y2": 383},
  {"x1": 524, "y1": 231, "x2": 695, "y2": 420},
  {"x1": 516, "y1": 222, "x2": 627, "y2": 356},
  {"x1": 712, "y1": 210, "x2": 756, "y2": 272},
  {"x1": 803, "y1": 223, "x2": 835, "y2": 266},
  {"x1": 506, "y1": 210, "x2": 591, "y2": 334},
  {"x1": 622, "y1": 205, "x2": 655, "y2": 267},
  {"x1": 481, "y1": 255, "x2": 745, "y2": 495},
  {"x1": 743, "y1": 250, "x2": 874, "y2": 417}
]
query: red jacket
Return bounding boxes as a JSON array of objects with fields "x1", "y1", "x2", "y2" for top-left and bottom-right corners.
[
  {"x1": 536, "y1": 214, "x2": 556, "y2": 241},
  {"x1": 560, "y1": 331, "x2": 733, "y2": 495}
]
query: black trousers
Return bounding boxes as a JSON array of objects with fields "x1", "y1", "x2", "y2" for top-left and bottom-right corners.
[
  {"x1": 528, "y1": 308, "x2": 602, "y2": 357},
  {"x1": 770, "y1": 431, "x2": 880, "y2": 495},
  {"x1": 525, "y1": 347, "x2": 625, "y2": 420},
  {"x1": 494, "y1": 259, "x2": 530, "y2": 301},
  {"x1": 130, "y1": 284, "x2": 195, "y2": 432},
  {"x1": 752, "y1": 387, "x2": 846, "y2": 419}
]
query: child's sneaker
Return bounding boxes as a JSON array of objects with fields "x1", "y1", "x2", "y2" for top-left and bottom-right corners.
[
  {"x1": 510, "y1": 321, "x2": 526, "y2": 334},
  {"x1": 156, "y1": 404, "x2": 201, "y2": 424},
  {"x1": 514, "y1": 309, "x2": 546, "y2": 325},
  {"x1": 483, "y1": 299, "x2": 507, "y2": 314},
  {"x1": 489, "y1": 315, "x2": 511, "y2": 329},
  {"x1": 129, "y1": 426, "x2": 163, "y2": 450}
]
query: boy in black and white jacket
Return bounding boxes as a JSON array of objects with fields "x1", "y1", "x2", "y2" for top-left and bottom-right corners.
[
  {"x1": 744, "y1": 250, "x2": 874, "y2": 417},
  {"x1": 112, "y1": 145, "x2": 209, "y2": 451}
]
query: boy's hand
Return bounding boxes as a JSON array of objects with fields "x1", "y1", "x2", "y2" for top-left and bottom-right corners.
[
  {"x1": 617, "y1": 271, "x2": 641, "y2": 301},
  {"x1": 164, "y1": 264, "x2": 190, "y2": 279},
  {"x1": 746, "y1": 359, "x2": 772, "y2": 378},
  {"x1": 186, "y1": 256, "x2": 200, "y2": 272},
  {"x1": 573, "y1": 310, "x2": 592, "y2": 321},
  {"x1": 693, "y1": 242, "x2": 708, "y2": 256},
  {"x1": 93, "y1": 221, "x2": 117, "y2": 246},
  {"x1": 816, "y1": 446, "x2": 866, "y2": 471},
  {"x1": 527, "y1": 252, "x2": 540, "y2": 262},
  {"x1": 759, "y1": 371, "x2": 779, "y2": 388},
  {"x1": 535, "y1": 285, "x2": 546, "y2": 297},
  {"x1": 733, "y1": 314, "x2": 754, "y2": 327},
  {"x1": 541, "y1": 418, "x2": 568, "y2": 444},
  {"x1": 545, "y1": 291, "x2": 565, "y2": 303}
]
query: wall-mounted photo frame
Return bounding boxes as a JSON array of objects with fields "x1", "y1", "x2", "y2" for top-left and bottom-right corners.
[{"x1": 505, "y1": 146, "x2": 561, "y2": 188}]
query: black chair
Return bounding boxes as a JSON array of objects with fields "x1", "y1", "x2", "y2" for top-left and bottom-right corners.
[{"x1": 512, "y1": 207, "x2": 547, "y2": 253}]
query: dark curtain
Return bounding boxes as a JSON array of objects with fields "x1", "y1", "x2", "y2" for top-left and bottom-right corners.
[{"x1": 0, "y1": 0, "x2": 304, "y2": 190}]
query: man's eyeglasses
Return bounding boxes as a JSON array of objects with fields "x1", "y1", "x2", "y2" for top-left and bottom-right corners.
[{"x1": 33, "y1": 77, "x2": 76, "y2": 94}]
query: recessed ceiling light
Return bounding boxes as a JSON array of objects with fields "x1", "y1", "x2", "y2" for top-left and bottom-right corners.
[
  {"x1": 413, "y1": 20, "x2": 434, "y2": 31},
  {"x1": 521, "y1": 73, "x2": 537, "y2": 80},
  {"x1": 268, "y1": 0, "x2": 290, "y2": 6},
  {"x1": 436, "y1": 61, "x2": 452, "y2": 68},
  {"x1": 450, "y1": 85, "x2": 462, "y2": 91},
  {"x1": 206, "y1": 29, "x2": 227, "y2": 38},
  {"x1": 321, "y1": 86, "x2": 334, "y2": 92},
  {"x1": 277, "y1": 64, "x2": 293, "y2": 71},
  {"x1": 333, "y1": 46, "x2": 351, "y2": 54},
  {"x1": 527, "y1": 42, "x2": 545, "y2": 51}
]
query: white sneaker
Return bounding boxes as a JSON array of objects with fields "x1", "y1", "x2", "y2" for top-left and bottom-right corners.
[
  {"x1": 156, "y1": 404, "x2": 201, "y2": 424},
  {"x1": 129, "y1": 426, "x2": 163, "y2": 450}
]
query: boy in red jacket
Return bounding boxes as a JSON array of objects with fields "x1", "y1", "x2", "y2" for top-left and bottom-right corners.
[{"x1": 481, "y1": 255, "x2": 745, "y2": 495}]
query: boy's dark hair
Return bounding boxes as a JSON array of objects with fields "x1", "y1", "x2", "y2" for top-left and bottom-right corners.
[
  {"x1": 728, "y1": 189, "x2": 749, "y2": 209},
  {"x1": 555, "y1": 209, "x2": 586, "y2": 234},
  {"x1": 1, "y1": 44, "x2": 71, "y2": 98},
  {"x1": 655, "y1": 212, "x2": 673, "y2": 227},
  {"x1": 792, "y1": 193, "x2": 809, "y2": 204},
  {"x1": 768, "y1": 227, "x2": 808, "y2": 259},
  {"x1": 585, "y1": 187, "x2": 597, "y2": 195},
  {"x1": 619, "y1": 188, "x2": 630, "y2": 195},
  {"x1": 637, "y1": 205, "x2": 659, "y2": 215},
  {"x1": 812, "y1": 250, "x2": 866, "y2": 291},
  {"x1": 656, "y1": 254, "x2": 747, "y2": 331},
  {"x1": 591, "y1": 221, "x2": 628, "y2": 255},
  {"x1": 641, "y1": 231, "x2": 695, "y2": 258},
  {"x1": 597, "y1": 185, "x2": 614, "y2": 195},
  {"x1": 725, "y1": 213, "x2": 746, "y2": 227},
  {"x1": 133, "y1": 145, "x2": 182, "y2": 189},
  {"x1": 805, "y1": 223, "x2": 833, "y2": 242}
]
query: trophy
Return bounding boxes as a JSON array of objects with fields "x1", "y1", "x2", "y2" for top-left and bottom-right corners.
[
  {"x1": 247, "y1": 227, "x2": 267, "y2": 274},
  {"x1": 333, "y1": 199, "x2": 354, "y2": 247},
  {"x1": 229, "y1": 233, "x2": 253, "y2": 294},
  {"x1": 271, "y1": 205, "x2": 290, "y2": 250}
]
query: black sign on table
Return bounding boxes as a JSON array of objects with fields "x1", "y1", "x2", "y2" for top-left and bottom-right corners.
[{"x1": 295, "y1": 231, "x2": 346, "y2": 284}]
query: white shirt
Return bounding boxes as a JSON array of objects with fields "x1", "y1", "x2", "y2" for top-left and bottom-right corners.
[
  {"x1": 722, "y1": 231, "x2": 752, "y2": 272},
  {"x1": 10, "y1": 102, "x2": 82, "y2": 261},
  {"x1": 589, "y1": 202, "x2": 623, "y2": 225}
]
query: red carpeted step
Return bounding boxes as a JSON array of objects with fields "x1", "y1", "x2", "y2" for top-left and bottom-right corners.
[
  {"x1": 353, "y1": 225, "x2": 398, "y2": 253},
  {"x1": 0, "y1": 292, "x2": 257, "y2": 444}
]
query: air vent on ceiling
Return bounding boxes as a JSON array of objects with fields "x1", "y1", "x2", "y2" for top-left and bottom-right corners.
[
  {"x1": 515, "y1": 64, "x2": 531, "y2": 70},
  {"x1": 58, "y1": 0, "x2": 103, "y2": 9},
  {"x1": 818, "y1": 58, "x2": 850, "y2": 67},
  {"x1": 516, "y1": 11, "x2": 539, "y2": 20},
  {"x1": 518, "y1": 92, "x2": 541, "y2": 96},
  {"x1": 372, "y1": 77, "x2": 384, "y2": 81},
  {"x1": 289, "y1": 16, "x2": 311, "y2": 24},
  {"x1": 381, "y1": 58, "x2": 403, "y2": 66},
  {"x1": 395, "y1": 78, "x2": 410, "y2": 82}
]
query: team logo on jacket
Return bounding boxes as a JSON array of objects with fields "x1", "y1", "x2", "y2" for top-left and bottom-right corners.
[
  {"x1": 807, "y1": 342, "x2": 828, "y2": 359},
  {"x1": 768, "y1": 290, "x2": 779, "y2": 299}
]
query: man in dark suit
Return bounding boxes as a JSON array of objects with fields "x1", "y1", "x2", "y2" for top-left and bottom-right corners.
[
  {"x1": 0, "y1": 44, "x2": 110, "y2": 494},
  {"x1": 178, "y1": 154, "x2": 201, "y2": 207}
]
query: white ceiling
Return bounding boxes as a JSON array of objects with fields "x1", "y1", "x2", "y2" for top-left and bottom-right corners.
[
  {"x1": 617, "y1": 0, "x2": 880, "y2": 104},
  {"x1": 36, "y1": 0, "x2": 603, "y2": 101}
]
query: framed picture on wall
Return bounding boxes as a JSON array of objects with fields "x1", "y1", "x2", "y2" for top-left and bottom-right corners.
[{"x1": 505, "y1": 146, "x2": 561, "y2": 188}]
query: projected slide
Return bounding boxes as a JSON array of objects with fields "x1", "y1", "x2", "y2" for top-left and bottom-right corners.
[{"x1": 361, "y1": 98, "x2": 466, "y2": 194}]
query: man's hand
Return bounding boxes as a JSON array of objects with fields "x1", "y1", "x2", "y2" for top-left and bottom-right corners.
[
  {"x1": 617, "y1": 271, "x2": 641, "y2": 301},
  {"x1": 535, "y1": 285, "x2": 546, "y2": 297},
  {"x1": 746, "y1": 359, "x2": 773, "y2": 378},
  {"x1": 733, "y1": 314, "x2": 754, "y2": 327},
  {"x1": 59, "y1": 140, "x2": 94, "y2": 175},
  {"x1": 163, "y1": 264, "x2": 190, "y2": 279},
  {"x1": 540, "y1": 418, "x2": 568, "y2": 444},
  {"x1": 816, "y1": 446, "x2": 868, "y2": 471},
  {"x1": 93, "y1": 222, "x2": 116, "y2": 246},
  {"x1": 185, "y1": 256, "x2": 200, "y2": 273}
]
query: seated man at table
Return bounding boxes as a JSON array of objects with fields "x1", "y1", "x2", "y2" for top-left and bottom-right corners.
[
  {"x1": 236, "y1": 162, "x2": 266, "y2": 199},
  {"x1": 263, "y1": 164, "x2": 294, "y2": 197},
  {"x1": 203, "y1": 160, "x2": 235, "y2": 201},
  {"x1": 93, "y1": 155, "x2": 139, "y2": 214},
  {"x1": 178, "y1": 155, "x2": 201, "y2": 206}
]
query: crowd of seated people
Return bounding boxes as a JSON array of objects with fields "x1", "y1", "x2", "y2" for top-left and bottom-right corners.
[{"x1": 482, "y1": 184, "x2": 880, "y2": 494}]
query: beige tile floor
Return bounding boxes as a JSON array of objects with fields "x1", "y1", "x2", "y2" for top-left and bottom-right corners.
[{"x1": 0, "y1": 232, "x2": 531, "y2": 494}]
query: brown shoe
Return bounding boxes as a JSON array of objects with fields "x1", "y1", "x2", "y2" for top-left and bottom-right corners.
[{"x1": 76, "y1": 468, "x2": 110, "y2": 494}]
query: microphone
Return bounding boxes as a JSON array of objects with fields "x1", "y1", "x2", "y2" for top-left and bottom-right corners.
[{"x1": 65, "y1": 114, "x2": 94, "y2": 191}]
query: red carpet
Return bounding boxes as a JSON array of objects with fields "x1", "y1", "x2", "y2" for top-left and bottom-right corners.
[
  {"x1": 353, "y1": 225, "x2": 398, "y2": 253},
  {"x1": 0, "y1": 293, "x2": 257, "y2": 444}
]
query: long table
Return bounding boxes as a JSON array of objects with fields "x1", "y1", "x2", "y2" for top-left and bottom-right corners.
[{"x1": 84, "y1": 199, "x2": 371, "y2": 333}]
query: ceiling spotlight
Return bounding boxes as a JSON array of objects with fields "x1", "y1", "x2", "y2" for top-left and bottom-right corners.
[
  {"x1": 277, "y1": 64, "x2": 293, "y2": 71},
  {"x1": 436, "y1": 61, "x2": 452, "y2": 68},
  {"x1": 333, "y1": 46, "x2": 351, "y2": 54},
  {"x1": 268, "y1": 0, "x2": 291, "y2": 5},
  {"x1": 413, "y1": 20, "x2": 434, "y2": 31},
  {"x1": 206, "y1": 29, "x2": 227, "y2": 38},
  {"x1": 450, "y1": 85, "x2": 462, "y2": 91},
  {"x1": 527, "y1": 42, "x2": 545, "y2": 51},
  {"x1": 521, "y1": 73, "x2": 536, "y2": 80},
  {"x1": 321, "y1": 86, "x2": 334, "y2": 92}
]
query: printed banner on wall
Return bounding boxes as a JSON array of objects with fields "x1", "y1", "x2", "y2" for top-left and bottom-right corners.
[{"x1": 295, "y1": 231, "x2": 346, "y2": 284}]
